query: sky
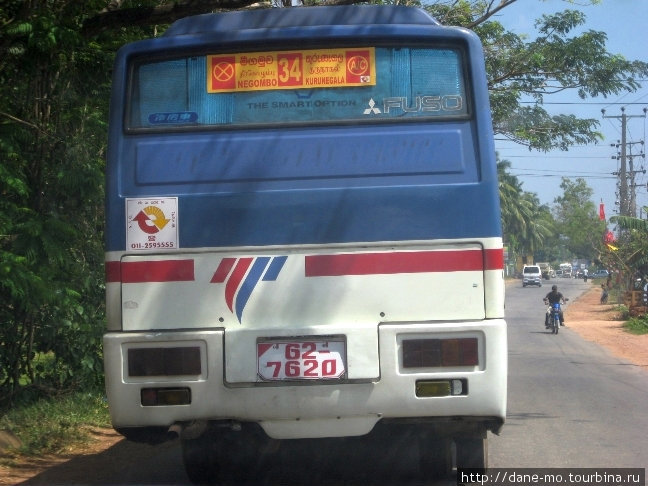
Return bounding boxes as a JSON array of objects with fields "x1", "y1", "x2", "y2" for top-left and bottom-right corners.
[{"x1": 493, "y1": 0, "x2": 648, "y2": 222}]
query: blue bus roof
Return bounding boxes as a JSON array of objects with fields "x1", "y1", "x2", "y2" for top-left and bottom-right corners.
[{"x1": 164, "y1": 6, "x2": 440, "y2": 36}]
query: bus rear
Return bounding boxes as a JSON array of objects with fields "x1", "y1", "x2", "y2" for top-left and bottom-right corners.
[{"x1": 103, "y1": 6, "x2": 506, "y2": 480}]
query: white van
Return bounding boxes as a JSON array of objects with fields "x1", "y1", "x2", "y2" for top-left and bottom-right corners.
[{"x1": 522, "y1": 265, "x2": 543, "y2": 287}]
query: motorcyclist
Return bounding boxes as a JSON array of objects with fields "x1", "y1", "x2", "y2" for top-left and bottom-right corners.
[{"x1": 544, "y1": 284, "x2": 567, "y2": 328}]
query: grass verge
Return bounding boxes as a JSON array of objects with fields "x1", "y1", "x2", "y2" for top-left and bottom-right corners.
[
  {"x1": 624, "y1": 315, "x2": 648, "y2": 335},
  {"x1": 0, "y1": 391, "x2": 110, "y2": 461}
]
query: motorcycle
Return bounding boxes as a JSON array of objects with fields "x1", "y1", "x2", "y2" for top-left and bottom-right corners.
[
  {"x1": 544, "y1": 298, "x2": 568, "y2": 334},
  {"x1": 549, "y1": 303, "x2": 561, "y2": 334}
]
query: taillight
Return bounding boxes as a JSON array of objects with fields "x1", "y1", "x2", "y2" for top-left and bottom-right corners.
[
  {"x1": 141, "y1": 387, "x2": 191, "y2": 406},
  {"x1": 402, "y1": 338, "x2": 478, "y2": 368},
  {"x1": 128, "y1": 347, "x2": 201, "y2": 377}
]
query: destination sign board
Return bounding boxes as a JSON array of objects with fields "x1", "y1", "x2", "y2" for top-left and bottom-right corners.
[{"x1": 207, "y1": 48, "x2": 375, "y2": 93}]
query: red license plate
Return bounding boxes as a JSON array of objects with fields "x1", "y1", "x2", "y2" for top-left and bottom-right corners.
[{"x1": 257, "y1": 339, "x2": 346, "y2": 381}]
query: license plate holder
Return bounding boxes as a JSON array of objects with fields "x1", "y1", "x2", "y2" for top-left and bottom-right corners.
[{"x1": 257, "y1": 338, "x2": 346, "y2": 381}]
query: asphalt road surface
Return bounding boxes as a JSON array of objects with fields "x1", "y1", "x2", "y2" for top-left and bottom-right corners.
[
  {"x1": 490, "y1": 277, "x2": 648, "y2": 468},
  {"x1": 22, "y1": 277, "x2": 648, "y2": 485}
]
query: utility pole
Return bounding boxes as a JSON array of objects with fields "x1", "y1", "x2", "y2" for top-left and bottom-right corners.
[
  {"x1": 627, "y1": 147, "x2": 646, "y2": 217},
  {"x1": 612, "y1": 140, "x2": 646, "y2": 217},
  {"x1": 602, "y1": 107, "x2": 647, "y2": 217}
]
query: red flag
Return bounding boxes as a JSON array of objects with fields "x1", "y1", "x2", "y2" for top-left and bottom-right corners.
[{"x1": 599, "y1": 202, "x2": 605, "y2": 221}]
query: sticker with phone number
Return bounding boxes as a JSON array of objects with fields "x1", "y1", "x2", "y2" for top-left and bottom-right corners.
[{"x1": 257, "y1": 340, "x2": 346, "y2": 381}]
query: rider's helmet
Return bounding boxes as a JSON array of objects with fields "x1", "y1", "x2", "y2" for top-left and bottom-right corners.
[{"x1": 552, "y1": 285, "x2": 557, "y2": 291}]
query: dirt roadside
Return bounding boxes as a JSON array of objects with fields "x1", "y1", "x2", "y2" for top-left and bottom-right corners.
[
  {"x1": 0, "y1": 427, "x2": 125, "y2": 485},
  {"x1": 1, "y1": 285, "x2": 646, "y2": 484},
  {"x1": 563, "y1": 284, "x2": 648, "y2": 368}
]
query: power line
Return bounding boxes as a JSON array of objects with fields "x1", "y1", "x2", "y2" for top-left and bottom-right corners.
[
  {"x1": 499, "y1": 154, "x2": 610, "y2": 159},
  {"x1": 510, "y1": 173, "x2": 616, "y2": 180},
  {"x1": 508, "y1": 166, "x2": 616, "y2": 180},
  {"x1": 520, "y1": 102, "x2": 648, "y2": 105},
  {"x1": 510, "y1": 167, "x2": 611, "y2": 175}
]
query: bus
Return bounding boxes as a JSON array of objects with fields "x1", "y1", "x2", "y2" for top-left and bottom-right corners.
[
  {"x1": 560, "y1": 263, "x2": 573, "y2": 278},
  {"x1": 103, "y1": 5, "x2": 506, "y2": 482}
]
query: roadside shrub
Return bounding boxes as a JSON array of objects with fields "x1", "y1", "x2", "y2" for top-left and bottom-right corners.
[
  {"x1": 0, "y1": 392, "x2": 110, "y2": 456},
  {"x1": 614, "y1": 304, "x2": 630, "y2": 320},
  {"x1": 624, "y1": 315, "x2": 648, "y2": 335}
]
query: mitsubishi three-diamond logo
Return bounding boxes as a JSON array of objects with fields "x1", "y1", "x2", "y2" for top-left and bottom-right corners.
[{"x1": 363, "y1": 98, "x2": 382, "y2": 115}]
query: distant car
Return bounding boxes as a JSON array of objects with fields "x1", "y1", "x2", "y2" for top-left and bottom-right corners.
[
  {"x1": 591, "y1": 270, "x2": 610, "y2": 279},
  {"x1": 522, "y1": 265, "x2": 542, "y2": 287}
]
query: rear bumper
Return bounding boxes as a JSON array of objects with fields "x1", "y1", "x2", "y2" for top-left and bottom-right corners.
[{"x1": 104, "y1": 319, "x2": 506, "y2": 440}]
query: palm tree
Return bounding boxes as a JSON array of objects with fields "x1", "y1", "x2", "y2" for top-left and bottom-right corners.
[
  {"x1": 519, "y1": 192, "x2": 554, "y2": 254},
  {"x1": 498, "y1": 159, "x2": 555, "y2": 259}
]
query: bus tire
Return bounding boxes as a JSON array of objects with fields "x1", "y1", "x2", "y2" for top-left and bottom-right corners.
[
  {"x1": 419, "y1": 436, "x2": 453, "y2": 479},
  {"x1": 182, "y1": 434, "x2": 220, "y2": 485},
  {"x1": 455, "y1": 436, "x2": 488, "y2": 471},
  {"x1": 183, "y1": 425, "x2": 266, "y2": 484}
]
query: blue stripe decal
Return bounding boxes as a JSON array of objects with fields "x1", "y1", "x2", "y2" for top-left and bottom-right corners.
[
  {"x1": 263, "y1": 256, "x2": 287, "y2": 281},
  {"x1": 235, "y1": 257, "x2": 270, "y2": 322}
]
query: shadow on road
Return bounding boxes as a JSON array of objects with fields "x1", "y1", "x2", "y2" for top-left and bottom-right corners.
[{"x1": 17, "y1": 434, "x2": 457, "y2": 486}]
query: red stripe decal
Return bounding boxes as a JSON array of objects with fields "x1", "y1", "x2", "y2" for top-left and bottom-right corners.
[
  {"x1": 484, "y1": 248, "x2": 504, "y2": 271},
  {"x1": 305, "y1": 249, "x2": 502, "y2": 277},
  {"x1": 225, "y1": 258, "x2": 253, "y2": 312},
  {"x1": 115, "y1": 260, "x2": 195, "y2": 283},
  {"x1": 105, "y1": 261, "x2": 121, "y2": 283},
  {"x1": 211, "y1": 258, "x2": 237, "y2": 283}
]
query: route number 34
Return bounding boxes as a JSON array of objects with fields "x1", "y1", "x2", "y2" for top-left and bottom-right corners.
[{"x1": 278, "y1": 54, "x2": 302, "y2": 87}]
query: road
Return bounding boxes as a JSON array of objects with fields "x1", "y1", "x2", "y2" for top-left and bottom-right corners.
[
  {"x1": 21, "y1": 278, "x2": 648, "y2": 485},
  {"x1": 490, "y1": 277, "x2": 648, "y2": 468}
]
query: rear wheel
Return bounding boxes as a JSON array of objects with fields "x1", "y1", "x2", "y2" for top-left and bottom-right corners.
[
  {"x1": 182, "y1": 433, "x2": 220, "y2": 485},
  {"x1": 182, "y1": 425, "x2": 267, "y2": 485},
  {"x1": 455, "y1": 436, "x2": 488, "y2": 471},
  {"x1": 419, "y1": 436, "x2": 453, "y2": 479}
]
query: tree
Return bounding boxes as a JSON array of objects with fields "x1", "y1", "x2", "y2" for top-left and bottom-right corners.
[
  {"x1": 471, "y1": 5, "x2": 648, "y2": 151},
  {"x1": 552, "y1": 178, "x2": 606, "y2": 261},
  {"x1": 603, "y1": 211, "x2": 648, "y2": 291},
  {"x1": 0, "y1": 1, "x2": 116, "y2": 403},
  {"x1": 498, "y1": 159, "x2": 555, "y2": 260}
]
